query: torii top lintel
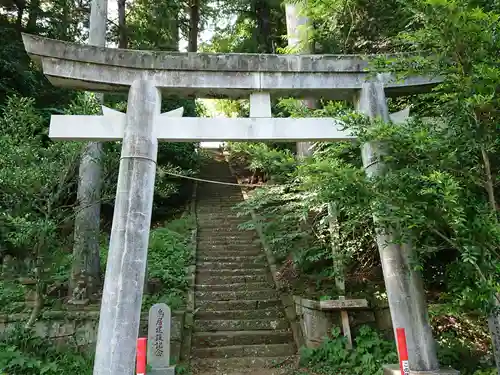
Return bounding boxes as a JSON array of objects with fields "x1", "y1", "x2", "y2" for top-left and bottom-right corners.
[{"x1": 22, "y1": 33, "x2": 440, "y2": 100}]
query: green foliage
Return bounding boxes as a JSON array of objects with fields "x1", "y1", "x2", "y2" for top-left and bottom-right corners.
[
  {"x1": 0, "y1": 95, "x2": 82, "y2": 265},
  {"x1": 429, "y1": 304, "x2": 494, "y2": 374},
  {"x1": 227, "y1": 142, "x2": 297, "y2": 184},
  {"x1": 200, "y1": 0, "x2": 286, "y2": 54},
  {"x1": 0, "y1": 21, "x2": 74, "y2": 109},
  {"x1": 300, "y1": 326, "x2": 397, "y2": 375},
  {"x1": 0, "y1": 281, "x2": 25, "y2": 313},
  {"x1": 472, "y1": 369, "x2": 498, "y2": 375},
  {"x1": 143, "y1": 215, "x2": 195, "y2": 310},
  {"x1": 0, "y1": 327, "x2": 93, "y2": 375}
]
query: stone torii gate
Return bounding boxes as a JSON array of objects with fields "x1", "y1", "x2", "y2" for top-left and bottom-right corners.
[{"x1": 22, "y1": 33, "x2": 449, "y2": 375}]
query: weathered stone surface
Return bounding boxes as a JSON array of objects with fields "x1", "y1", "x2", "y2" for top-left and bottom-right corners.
[
  {"x1": 294, "y1": 297, "x2": 339, "y2": 348},
  {"x1": 196, "y1": 282, "x2": 273, "y2": 292},
  {"x1": 197, "y1": 250, "x2": 264, "y2": 258},
  {"x1": 196, "y1": 308, "x2": 284, "y2": 320},
  {"x1": 193, "y1": 343, "x2": 296, "y2": 358},
  {"x1": 196, "y1": 290, "x2": 278, "y2": 301},
  {"x1": 357, "y1": 76, "x2": 439, "y2": 372},
  {"x1": 196, "y1": 274, "x2": 270, "y2": 284},
  {"x1": 196, "y1": 268, "x2": 268, "y2": 276},
  {"x1": 21, "y1": 33, "x2": 440, "y2": 100},
  {"x1": 198, "y1": 256, "x2": 267, "y2": 263},
  {"x1": 0, "y1": 310, "x2": 184, "y2": 351},
  {"x1": 148, "y1": 303, "x2": 171, "y2": 369},
  {"x1": 197, "y1": 262, "x2": 268, "y2": 270},
  {"x1": 194, "y1": 318, "x2": 289, "y2": 332},
  {"x1": 192, "y1": 330, "x2": 293, "y2": 348},
  {"x1": 93, "y1": 79, "x2": 161, "y2": 375},
  {"x1": 195, "y1": 299, "x2": 282, "y2": 311},
  {"x1": 191, "y1": 356, "x2": 296, "y2": 371}
]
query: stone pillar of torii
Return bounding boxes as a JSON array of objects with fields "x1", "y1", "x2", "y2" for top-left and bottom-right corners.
[{"x1": 21, "y1": 33, "x2": 455, "y2": 375}]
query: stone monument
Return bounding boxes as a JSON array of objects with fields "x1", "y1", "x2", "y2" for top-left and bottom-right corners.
[{"x1": 148, "y1": 303, "x2": 175, "y2": 375}]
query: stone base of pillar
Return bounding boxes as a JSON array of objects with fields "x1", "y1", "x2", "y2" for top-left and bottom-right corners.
[
  {"x1": 148, "y1": 366, "x2": 176, "y2": 375},
  {"x1": 383, "y1": 364, "x2": 459, "y2": 375}
]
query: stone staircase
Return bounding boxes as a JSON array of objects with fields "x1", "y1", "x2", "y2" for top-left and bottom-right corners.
[{"x1": 190, "y1": 150, "x2": 296, "y2": 374}]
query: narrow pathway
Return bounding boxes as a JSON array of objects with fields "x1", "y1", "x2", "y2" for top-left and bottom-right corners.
[{"x1": 190, "y1": 150, "x2": 296, "y2": 375}]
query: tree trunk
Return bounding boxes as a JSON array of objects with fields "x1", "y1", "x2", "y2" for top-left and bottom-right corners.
[
  {"x1": 188, "y1": 0, "x2": 200, "y2": 52},
  {"x1": 70, "y1": 142, "x2": 103, "y2": 299},
  {"x1": 284, "y1": 1, "x2": 315, "y2": 157},
  {"x1": 26, "y1": 0, "x2": 40, "y2": 32},
  {"x1": 253, "y1": 0, "x2": 272, "y2": 53},
  {"x1": 15, "y1": 0, "x2": 25, "y2": 30},
  {"x1": 60, "y1": 0, "x2": 72, "y2": 40},
  {"x1": 118, "y1": 0, "x2": 127, "y2": 48},
  {"x1": 69, "y1": 0, "x2": 107, "y2": 301}
]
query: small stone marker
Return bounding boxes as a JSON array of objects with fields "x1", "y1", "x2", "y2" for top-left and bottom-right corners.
[{"x1": 148, "y1": 303, "x2": 175, "y2": 375}]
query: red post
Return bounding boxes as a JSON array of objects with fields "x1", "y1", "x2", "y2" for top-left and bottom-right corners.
[
  {"x1": 136, "y1": 337, "x2": 147, "y2": 375},
  {"x1": 396, "y1": 328, "x2": 410, "y2": 375}
]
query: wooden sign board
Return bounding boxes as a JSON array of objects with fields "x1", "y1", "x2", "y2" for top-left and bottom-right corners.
[{"x1": 319, "y1": 298, "x2": 368, "y2": 311}]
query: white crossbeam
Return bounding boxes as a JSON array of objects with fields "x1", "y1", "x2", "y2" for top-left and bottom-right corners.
[
  {"x1": 51, "y1": 115, "x2": 353, "y2": 142},
  {"x1": 50, "y1": 106, "x2": 184, "y2": 141},
  {"x1": 155, "y1": 117, "x2": 353, "y2": 142},
  {"x1": 50, "y1": 105, "x2": 410, "y2": 142}
]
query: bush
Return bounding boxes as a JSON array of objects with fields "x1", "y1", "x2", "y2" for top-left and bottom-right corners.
[
  {"x1": 0, "y1": 327, "x2": 93, "y2": 375},
  {"x1": 299, "y1": 325, "x2": 397, "y2": 375},
  {"x1": 143, "y1": 215, "x2": 195, "y2": 310}
]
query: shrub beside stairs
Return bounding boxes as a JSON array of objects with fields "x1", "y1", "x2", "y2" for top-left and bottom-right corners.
[{"x1": 190, "y1": 150, "x2": 297, "y2": 374}]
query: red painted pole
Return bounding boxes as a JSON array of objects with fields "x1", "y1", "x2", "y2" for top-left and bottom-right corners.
[
  {"x1": 136, "y1": 338, "x2": 147, "y2": 375},
  {"x1": 396, "y1": 328, "x2": 410, "y2": 375}
]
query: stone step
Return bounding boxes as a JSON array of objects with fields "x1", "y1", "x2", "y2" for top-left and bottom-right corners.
[
  {"x1": 196, "y1": 221, "x2": 247, "y2": 225},
  {"x1": 196, "y1": 282, "x2": 273, "y2": 292},
  {"x1": 196, "y1": 308, "x2": 284, "y2": 320},
  {"x1": 196, "y1": 200, "x2": 240, "y2": 204},
  {"x1": 197, "y1": 244, "x2": 262, "y2": 249},
  {"x1": 198, "y1": 238, "x2": 261, "y2": 247},
  {"x1": 198, "y1": 256, "x2": 266, "y2": 263},
  {"x1": 190, "y1": 356, "x2": 295, "y2": 371},
  {"x1": 196, "y1": 208, "x2": 241, "y2": 213},
  {"x1": 198, "y1": 229, "x2": 248, "y2": 235},
  {"x1": 197, "y1": 250, "x2": 263, "y2": 257},
  {"x1": 197, "y1": 230, "x2": 253, "y2": 234},
  {"x1": 196, "y1": 274, "x2": 269, "y2": 284},
  {"x1": 192, "y1": 330, "x2": 293, "y2": 348},
  {"x1": 192, "y1": 343, "x2": 296, "y2": 359},
  {"x1": 198, "y1": 226, "x2": 250, "y2": 232},
  {"x1": 195, "y1": 299, "x2": 282, "y2": 311},
  {"x1": 198, "y1": 242, "x2": 262, "y2": 251},
  {"x1": 196, "y1": 269, "x2": 267, "y2": 277},
  {"x1": 197, "y1": 234, "x2": 256, "y2": 241},
  {"x1": 196, "y1": 290, "x2": 277, "y2": 301},
  {"x1": 196, "y1": 215, "x2": 246, "y2": 221},
  {"x1": 197, "y1": 262, "x2": 267, "y2": 270},
  {"x1": 194, "y1": 318, "x2": 289, "y2": 332},
  {"x1": 198, "y1": 236, "x2": 260, "y2": 245}
]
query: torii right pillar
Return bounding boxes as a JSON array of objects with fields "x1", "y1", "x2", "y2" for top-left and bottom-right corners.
[{"x1": 354, "y1": 75, "x2": 458, "y2": 375}]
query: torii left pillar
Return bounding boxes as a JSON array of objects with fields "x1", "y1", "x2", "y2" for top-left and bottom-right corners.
[{"x1": 93, "y1": 79, "x2": 160, "y2": 375}]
